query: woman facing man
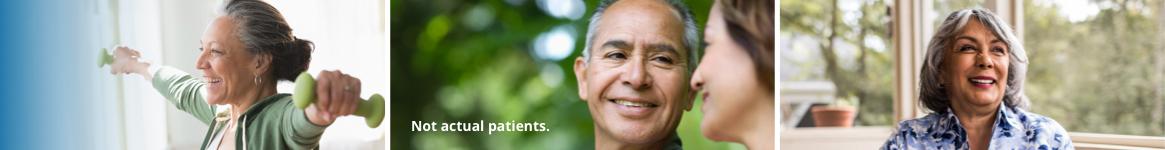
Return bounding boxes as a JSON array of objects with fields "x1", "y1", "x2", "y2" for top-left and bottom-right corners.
[
  {"x1": 571, "y1": 0, "x2": 773, "y2": 149},
  {"x1": 690, "y1": 0, "x2": 775, "y2": 149}
]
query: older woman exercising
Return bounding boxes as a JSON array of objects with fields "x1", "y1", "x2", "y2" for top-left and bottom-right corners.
[{"x1": 108, "y1": 0, "x2": 365, "y2": 149}]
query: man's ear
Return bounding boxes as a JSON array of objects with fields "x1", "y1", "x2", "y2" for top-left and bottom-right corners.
[
  {"x1": 574, "y1": 57, "x2": 588, "y2": 102},
  {"x1": 684, "y1": 89, "x2": 696, "y2": 111},
  {"x1": 683, "y1": 72, "x2": 696, "y2": 111}
]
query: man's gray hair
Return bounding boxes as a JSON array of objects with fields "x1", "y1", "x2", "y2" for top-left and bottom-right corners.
[
  {"x1": 919, "y1": 8, "x2": 1029, "y2": 113},
  {"x1": 582, "y1": 0, "x2": 701, "y2": 70}
]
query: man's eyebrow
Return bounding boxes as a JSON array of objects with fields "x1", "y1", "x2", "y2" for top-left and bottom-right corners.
[
  {"x1": 601, "y1": 40, "x2": 632, "y2": 50},
  {"x1": 646, "y1": 43, "x2": 680, "y2": 56}
]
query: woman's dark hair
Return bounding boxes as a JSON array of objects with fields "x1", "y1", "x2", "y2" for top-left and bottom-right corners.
[
  {"x1": 719, "y1": 0, "x2": 774, "y2": 91},
  {"x1": 223, "y1": 0, "x2": 313, "y2": 81}
]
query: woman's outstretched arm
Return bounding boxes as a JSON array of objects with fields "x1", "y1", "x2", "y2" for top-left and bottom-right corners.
[{"x1": 108, "y1": 45, "x2": 217, "y2": 125}]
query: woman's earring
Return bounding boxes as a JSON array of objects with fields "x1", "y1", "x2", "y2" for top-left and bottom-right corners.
[{"x1": 254, "y1": 76, "x2": 262, "y2": 85}]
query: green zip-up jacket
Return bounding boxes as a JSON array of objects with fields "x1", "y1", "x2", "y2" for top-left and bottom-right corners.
[{"x1": 151, "y1": 66, "x2": 325, "y2": 150}]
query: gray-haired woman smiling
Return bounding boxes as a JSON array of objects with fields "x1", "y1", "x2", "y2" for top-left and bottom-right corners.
[
  {"x1": 881, "y1": 8, "x2": 1073, "y2": 150},
  {"x1": 108, "y1": 0, "x2": 364, "y2": 149}
]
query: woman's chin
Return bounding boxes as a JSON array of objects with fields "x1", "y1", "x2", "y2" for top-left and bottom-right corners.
[
  {"x1": 966, "y1": 95, "x2": 1002, "y2": 106},
  {"x1": 699, "y1": 117, "x2": 735, "y2": 142},
  {"x1": 700, "y1": 126, "x2": 733, "y2": 142}
]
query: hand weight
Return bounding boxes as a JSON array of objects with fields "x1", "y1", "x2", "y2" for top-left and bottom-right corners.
[{"x1": 293, "y1": 72, "x2": 385, "y2": 128}]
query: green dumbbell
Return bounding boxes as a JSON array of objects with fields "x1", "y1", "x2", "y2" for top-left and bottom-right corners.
[
  {"x1": 293, "y1": 72, "x2": 384, "y2": 128},
  {"x1": 98, "y1": 48, "x2": 113, "y2": 68}
]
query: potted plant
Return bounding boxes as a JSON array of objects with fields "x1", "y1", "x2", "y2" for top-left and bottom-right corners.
[{"x1": 811, "y1": 94, "x2": 859, "y2": 127}]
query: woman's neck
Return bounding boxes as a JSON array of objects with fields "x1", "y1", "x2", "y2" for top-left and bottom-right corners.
[
  {"x1": 950, "y1": 100, "x2": 999, "y2": 131},
  {"x1": 739, "y1": 94, "x2": 774, "y2": 150},
  {"x1": 950, "y1": 100, "x2": 1000, "y2": 150},
  {"x1": 228, "y1": 83, "x2": 277, "y2": 122}
]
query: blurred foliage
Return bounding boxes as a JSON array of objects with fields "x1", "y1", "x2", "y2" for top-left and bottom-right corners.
[
  {"x1": 1023, "y1": 0, "x2": 1165, "y2": 136},
  {"x1": 782, "y1": 0, "x2": 1165, "y2": 136},
  {"x1": 391, "y1": 0, "x2": 743, "y2": 149},
  {"x1": 781, "y1": 0, "x2": 895, "y2": 126}
]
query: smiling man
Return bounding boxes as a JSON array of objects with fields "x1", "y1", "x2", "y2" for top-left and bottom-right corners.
[{"x1": 572, "y1": 0, "x2": 700, "y2": 149}]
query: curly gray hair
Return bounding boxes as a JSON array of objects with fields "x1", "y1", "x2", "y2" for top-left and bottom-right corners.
[{"x1": 919, "y1": 8, "x2": 1029, "y2": 113}]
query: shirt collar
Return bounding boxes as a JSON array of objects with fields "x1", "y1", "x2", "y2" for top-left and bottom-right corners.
[
  {"x1": 941, "y1": 101, "x2": 1025, "y2": 147},
  {"x1": 942, "y1": 101, "x2": 1020, "y2": 127}
]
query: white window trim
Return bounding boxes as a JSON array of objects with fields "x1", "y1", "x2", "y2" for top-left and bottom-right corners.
[
  {"x1": 1071, "y1": 133, "x2": 1165, "y2": 149},
  {"x1": 892, "y1": 0, "x2": 927, "y2": 124}
]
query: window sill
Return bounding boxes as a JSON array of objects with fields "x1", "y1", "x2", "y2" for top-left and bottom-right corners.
[
  {"x1": 779, "y1": 127, "x2": 1165, "y2": 149},
  {"x1": 1070, "y1": 132, "x2": 1165, "y2": 149},
  {"x1": 780, "y1": 126, "x2": 893, "y2": 149}
]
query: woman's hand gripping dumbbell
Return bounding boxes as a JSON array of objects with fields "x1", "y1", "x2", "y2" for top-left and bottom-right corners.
[{"x1": 294, "y1": 72, "x2": 384, "y2": 128}]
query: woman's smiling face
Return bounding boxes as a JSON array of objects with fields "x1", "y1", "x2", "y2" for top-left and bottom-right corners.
[
  {"x1": 942, "y1": 18, "x2": 1010, "y2": 108},
  {"x1": 197, "y1": 16, "x2": 262, "y2": 105}
]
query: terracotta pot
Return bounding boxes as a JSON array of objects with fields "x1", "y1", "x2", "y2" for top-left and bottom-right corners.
[{"x1": 811, "y1": 105, "x2": 856, "y2": 127}]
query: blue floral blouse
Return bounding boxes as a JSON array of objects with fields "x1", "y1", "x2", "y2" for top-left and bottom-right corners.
[{"x1": 882, "y1": 102, "x2": 1073, "y2": 150}]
